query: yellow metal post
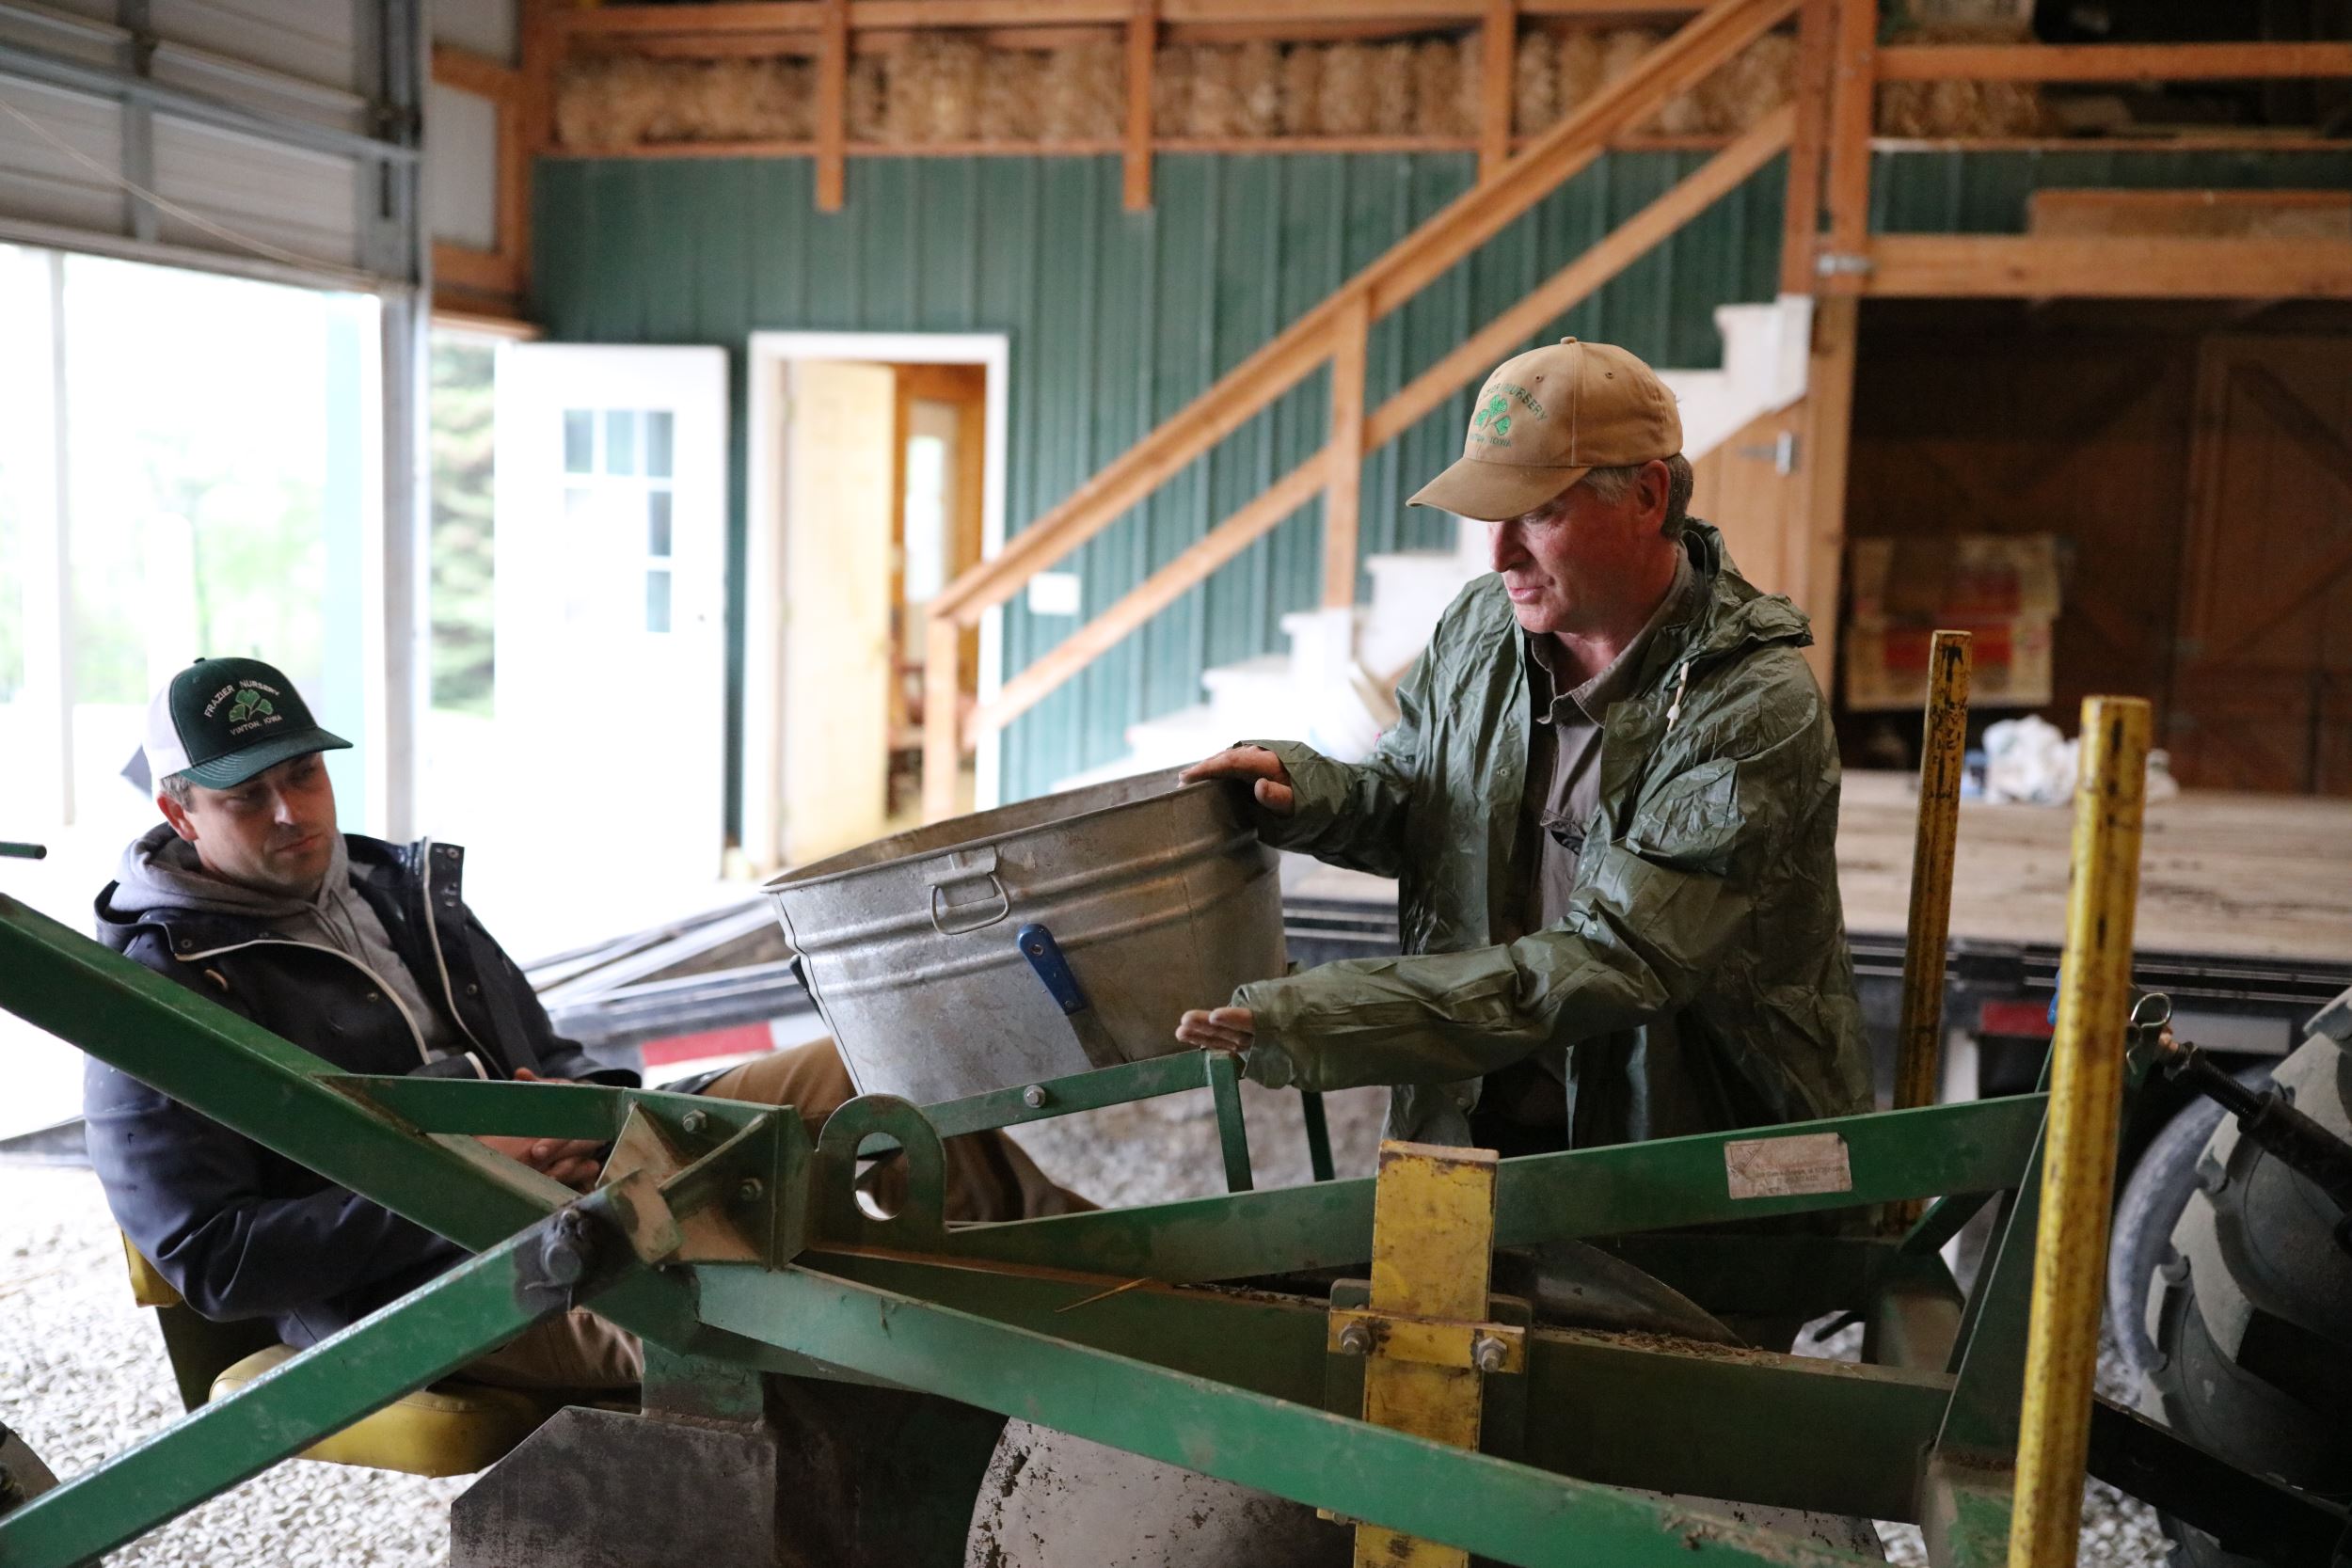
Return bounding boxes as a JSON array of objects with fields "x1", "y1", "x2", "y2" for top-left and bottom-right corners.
[
  {"x1": 2008, "y1": 695, "x2": 2150, "y2": 1568},
  {"x1": 1348, "y1": 1140, "x2": 1504, "y2": 1568},
  {"x1": 1894, "y1": 629, "x2": 1972, "y2": 1118}
]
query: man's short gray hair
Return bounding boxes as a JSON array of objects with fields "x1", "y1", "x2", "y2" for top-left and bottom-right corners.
[
  {"x1": 158, "y1": 772, "x2": 195, "y2": 807},
  {"x1": 1577, "y1": 453, "x2": 1696, "y2": 538}
]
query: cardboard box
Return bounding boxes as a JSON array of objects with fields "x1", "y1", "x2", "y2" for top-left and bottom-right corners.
[{"x1": 1845, "y1": 535, "x2": 2059, "y2": 712}]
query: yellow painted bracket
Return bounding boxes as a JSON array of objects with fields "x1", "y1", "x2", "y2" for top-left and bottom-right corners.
[{"x1": 1339, "y1": 1139, "x2": 1504, "y2": 1568}]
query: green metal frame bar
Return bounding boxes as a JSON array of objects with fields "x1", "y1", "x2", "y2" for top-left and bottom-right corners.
[
  {"x1": 0, "y1": 1200, "x2": 635, "y2": 1568},
  {"x1": 696, "y1": 1263, "x2": 1884, "y2": 1568},
  {"x1": 905, "y1": 1094, "x2": 2048, "y2": 1283},
  {"x1": 794, "y1": 1250, "x2": 1947, "y2": 1523},
  {"x1": 0, "y1": 892, "x2": 761, "y2": 1359}
]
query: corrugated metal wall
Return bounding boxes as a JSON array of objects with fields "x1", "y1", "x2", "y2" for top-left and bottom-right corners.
[
  {"x1": 532, "y1": 146, "x2": 2348, "y2": 812},
  {"x1": 534, "y1": 149, "x2": 1786, "y2": 810}
]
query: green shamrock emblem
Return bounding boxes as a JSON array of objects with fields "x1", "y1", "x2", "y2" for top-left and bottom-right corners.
[
  {"x1": 1473, "y1": 393, "x2": 1508, "y2": 430},
  {"x1": 228, "y1": 690, "x2": 274, "y2": 723}
]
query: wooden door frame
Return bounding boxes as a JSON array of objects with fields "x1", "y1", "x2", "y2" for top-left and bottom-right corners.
[{"x1": 742, "y1": 330, "x2": 1010, "y2": 871}]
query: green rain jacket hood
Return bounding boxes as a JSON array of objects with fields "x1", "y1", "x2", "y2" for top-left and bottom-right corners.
[{"x1": 1234, "y1": 519, "x2": 1872, "y2": 1149}]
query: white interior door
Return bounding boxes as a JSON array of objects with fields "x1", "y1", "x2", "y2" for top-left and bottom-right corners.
[
  {"x1": 781, "y1": 360, "x2": 897, "y2": 864},
  {"x1": 494, "y1": 344, "x2": 728, "y2": 879}
]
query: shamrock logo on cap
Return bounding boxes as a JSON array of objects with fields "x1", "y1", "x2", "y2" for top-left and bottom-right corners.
[
  {"x1": 1473, "y1": 393, "x2": 1512, "y2": 440},
  {"x1": 227, "y1": 690, "x2": 274, "y2": 724}
]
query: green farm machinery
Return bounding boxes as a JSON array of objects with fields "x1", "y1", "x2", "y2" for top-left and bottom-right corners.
[{"x1": 1, "y1": 695, "x2": 2346, "y2": 1568}]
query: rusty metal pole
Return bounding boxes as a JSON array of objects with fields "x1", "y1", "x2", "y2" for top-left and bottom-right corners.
[
  {"x1": 2008, "y1": 695, "x2": 2151, "y2": 1568},
  {"x1": 1894, "y1": 629, "x2": 1973, "y2": 1118}
]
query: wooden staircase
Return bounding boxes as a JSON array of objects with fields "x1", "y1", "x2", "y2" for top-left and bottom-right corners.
[{"x1": 917, "y1": 0, "x2": 1808, "y2": 818}]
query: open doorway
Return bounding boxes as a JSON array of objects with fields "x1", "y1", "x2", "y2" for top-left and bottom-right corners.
[{"x1": 742, "y1": 333, "x2": 1009, "y2": 873}]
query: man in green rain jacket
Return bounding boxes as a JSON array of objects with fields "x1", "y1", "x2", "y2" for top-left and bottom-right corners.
[{"x1": 1178, "y1": 338, "x2": 1872, "y2": 1153}]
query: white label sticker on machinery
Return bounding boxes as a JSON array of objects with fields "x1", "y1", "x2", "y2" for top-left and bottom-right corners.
[{"x1": 1723, "y1": 1132, "x2": 1852, "y2": 1199}]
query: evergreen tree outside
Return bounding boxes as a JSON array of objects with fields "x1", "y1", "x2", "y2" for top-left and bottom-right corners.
[{"x1": 431, "y1": 336, "x2": 497, "y2": 715}]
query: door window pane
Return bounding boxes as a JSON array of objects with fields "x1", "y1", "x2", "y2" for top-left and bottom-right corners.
[
  {"x1": 604, "y1": 409, "x2": 637, "y2": 476},
  {"x1": 645, "y1": 410, "x2": 673, "y2": 479},
  {"x1": 563, "y1": 409, "x2": 593, "y2": 474},
  {"x1": 647, "y1": 489, "x2": 673, "y2": 557},
  {"x1": 644, "y1": 568, "x2": 672, "y2": 634}
]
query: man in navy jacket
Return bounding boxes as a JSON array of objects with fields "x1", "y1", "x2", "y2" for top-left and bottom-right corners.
[{"x1": 88, "y1": 656, "x2": 1082, "y2": 1388}]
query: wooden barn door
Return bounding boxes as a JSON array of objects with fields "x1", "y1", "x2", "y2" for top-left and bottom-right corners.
[{"x1": 2171, "y1": 337, "x2": 2352, "y2": 796}]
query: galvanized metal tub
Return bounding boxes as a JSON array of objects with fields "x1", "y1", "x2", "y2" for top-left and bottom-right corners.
[{"x1": 764, "y1": 768, "x2": 1284, "y2": 1105}]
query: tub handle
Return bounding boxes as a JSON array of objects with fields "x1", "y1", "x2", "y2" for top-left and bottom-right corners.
[{"x1": 926, "y1": 847, "x2": 1010, "y2": 936}]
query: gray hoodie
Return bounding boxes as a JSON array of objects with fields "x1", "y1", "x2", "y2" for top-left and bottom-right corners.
[{"x1": 116, "y1": 822, "x2": 462, "y2": 1062}]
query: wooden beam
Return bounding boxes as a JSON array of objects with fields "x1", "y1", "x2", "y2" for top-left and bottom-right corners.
[
  {"x1": 430, "y1": 42, "x2": 519, "y2": 99},
  {"x1": 1477, "y1": 0, "x2": 1515, "y2": 182},
  {"x1": 1368, "y1": 104, "x2": 1792, "y2": 447},
  {"x1": 432, "y1": 241, "x2": 522, "y2": 294},
  {"x1": 1864, "y1": 235, "x2": 2352, "y2": 299},
  {"x1": 553, "y1": 0, "x2": 1713, "y2": 39},
  {"x1": 816, "y1": 0, "x2": 849, "y2": 211},
  {"x1": 1775, "y1": 0, "x2": 1833, "y2": 294},
  {"x1": 929, "y1": 0, "x2": 1796, "y2": 625},
  {"x1": 1325, "y1": 291, "x2": 1371, "y2": 609},
  {"x1": 976, "y1": 457, "x2": 1328, "y2": 733},
  {"x1": 558, "y1": 3, "x2": 824, "y2": 35},
  {"x1": 1876, "y1": 40, "x2": 2352, "y2": 84},
  {"x1": 1790, "y1": 294, "x2": 1857, "y2": 688},
  {"x1": 1123, "y1": 0, "x2": 1156, "y2": 211},
  {"x1": 1818, "y1": 0, "x2": 1874, "y2": 293}
]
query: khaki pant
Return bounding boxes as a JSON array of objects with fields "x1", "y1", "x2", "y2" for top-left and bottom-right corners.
[{"x1": 467, "y1": 1037, "x2": 1091, "y2": 1391}]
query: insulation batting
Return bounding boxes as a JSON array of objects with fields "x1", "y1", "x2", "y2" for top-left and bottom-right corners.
[
  {"x1": 1152, "y1": 43, "x2": 1194, "y2": 136},
  {"x1": 1280, "y1": 44, "x2": 1325, "y2": 135},
  {"x1": 1554, "y1": 28, "x2": 1604, "y2": 123},
  {"x1": 1317, "y1": 42, "x2": 1375, "y2": 136},
  {"x1": 847, "y1": 52, "x2": 888, "y2": 142},
  {"x1": 1041, "y1": 39, "x2": 1123, "y2": 141},
  {"x1": 1410, "y1": 38, "x2": 1464, "y2": 139},
  {"x1": 1369, "y1": 42, "x2": 1416, "y2": 135},
  {"x1": 977, "y1": 49, "x2": 1043, "y2": 142},
  {"x1": 887, "y1": 34, "x2": 983, "y2": 143},
  {"x1": 1512, "y1": 29, "x2": 1558, "y2": 135},
  {"x1": 1877, "y1": 24, "x2": 2045, "y2": 136}
]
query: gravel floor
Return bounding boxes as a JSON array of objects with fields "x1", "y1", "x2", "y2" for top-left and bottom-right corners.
[{"x1": 3, "y1": 1085, "x2": 2169, "y2": 1567}]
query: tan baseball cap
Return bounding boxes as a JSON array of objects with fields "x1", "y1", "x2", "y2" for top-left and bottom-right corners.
[{"x1": 1407, "y1": 338, "x2": 1682, "y2": 521}]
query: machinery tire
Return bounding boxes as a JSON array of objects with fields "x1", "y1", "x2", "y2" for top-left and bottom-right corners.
[
  {"x1": 2139, "y1": 1034, "x2": 2352, "y2": 1568},
  {"x1": 2107, "y1": 1090, "x2": 2233, "y2": 1386}
]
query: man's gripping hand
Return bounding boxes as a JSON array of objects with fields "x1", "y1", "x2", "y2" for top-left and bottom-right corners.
[
  {"x1": 1175, "y1": 1006, "x2": 1255, "y2": 1053},
  {"x1": 1179, "y1": 746, "x2": 1295, "y2": 816}
]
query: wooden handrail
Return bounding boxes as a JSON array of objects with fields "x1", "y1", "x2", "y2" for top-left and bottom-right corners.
[
  {"x1": 969, "y1": 105, "x2": 1794, "y2": 736},
  {"x1": 929, "y1": 0, "x2": 1796, "y2": 626},
  {"x1": 918, "y1": 0, "x2": 1798, "y2": 815}
]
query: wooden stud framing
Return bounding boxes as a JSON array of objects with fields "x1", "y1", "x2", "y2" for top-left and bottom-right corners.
[
  {"x1": 1789, "y1": 293, "x2": 1857, "y2": 687},
  {"x1": 1818, "y1": 0, "x2": 1875, "y2": 293},
  {"x1": 427, "y1": 9, "x2": 553, "y2": 321},
  {"x1": 1775, "y1": 0, "x2": 1834, "y2": 294},
  {"x1": 1865, "y1": 235, "x2": 2352, "y2": 299},
  {"x1": 1477, "y1": 0, "x2": 1516, "y2": 182},
  {"x1": 1878, "y1": 39, "x2": 2352, "y2": 83},
  {"x1": 816, "y1": 0, "x2": 850, "y2": 212},
  {"x1": 1325, "y1": 293, "x2": 1370, "y2": 610},
  {"x1": 1123, "y1": 0, "x2": 1157, "y2": 211}
]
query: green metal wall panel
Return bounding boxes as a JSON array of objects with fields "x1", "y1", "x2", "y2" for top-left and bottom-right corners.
[
  {"x1": 533, "y1": 149, "x2": 1787, "y2": 810},
  {"x1": 531, "y1": 147, "x2": 2341, "y2": 811}
]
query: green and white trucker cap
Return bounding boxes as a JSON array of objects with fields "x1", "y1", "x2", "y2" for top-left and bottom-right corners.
[{"x1": 143, "y1": 657, "x2": 351, "y2": 790}]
